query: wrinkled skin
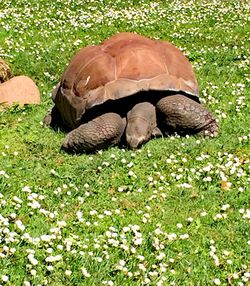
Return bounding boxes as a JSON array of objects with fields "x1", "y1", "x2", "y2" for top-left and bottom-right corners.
[{"x1": 126, "y1": 102, "x2": 162, "y2": 149}]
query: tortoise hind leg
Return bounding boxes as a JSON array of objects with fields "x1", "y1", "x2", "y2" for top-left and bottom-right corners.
[
  {"x1": 43, "y1": 105, "x2": 64, "y2": 129},
  {"x1": 156, "y1": 94, "x2": 218, "y2": 137},
  {"x1": 62, "y1": 113, "x2": 126, "y2": 153}
]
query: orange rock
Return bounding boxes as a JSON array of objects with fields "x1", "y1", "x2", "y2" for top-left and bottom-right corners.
[{"x1": 0, "y1": 75, "x2": 41, "y2": 107}]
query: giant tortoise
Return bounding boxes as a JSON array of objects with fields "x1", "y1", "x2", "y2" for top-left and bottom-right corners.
[
  {"x1": 44, "y1": 32, "x2": 218, "y2": 153},
  {"x1": 0, "y1": 59, "x2": 12, "y2": 83}
]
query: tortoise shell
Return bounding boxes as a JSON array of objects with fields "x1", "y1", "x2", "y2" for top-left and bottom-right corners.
[
  {"x1": 0, "y1": 59, "x2": 12, "y2": 83},
  {"x1": 52, "y1": 32, "x2": 199, "y2": 129}
]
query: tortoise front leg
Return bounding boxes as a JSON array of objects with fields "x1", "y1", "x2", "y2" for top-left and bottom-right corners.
[
  {"x1": 62, "y1": 113, "x2": 126, "y2": 153},
  {"x1": 156, "y1": 94, "x2": 218, "y2": 137}
]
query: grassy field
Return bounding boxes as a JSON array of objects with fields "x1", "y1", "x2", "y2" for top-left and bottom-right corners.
[{"x1": 0, "y1": 0, "x2": 250, "y2": 285}]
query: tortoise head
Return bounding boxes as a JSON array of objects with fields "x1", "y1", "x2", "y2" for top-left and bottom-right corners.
[{"x1": 126, "y1": 102, "x2": 157, "y2": 149}]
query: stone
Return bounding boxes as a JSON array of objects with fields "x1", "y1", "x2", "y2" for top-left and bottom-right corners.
[{"x1": 0, "y1": 75, "x2": 41, "y2": 107}]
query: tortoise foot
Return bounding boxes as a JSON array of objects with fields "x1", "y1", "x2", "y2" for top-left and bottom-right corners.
[
  {"x1": 156, "y1": 94, "x2": 219, "y2": 137},
  {"x1": 62, "y1": 113, "x2": 126, "y2": 153},
  {"x1": 43, "y1": 111, "x2": 53, "y2": 126},
  {"x1": 198, "y1": 119, "x2": 219, "y2": 137}
]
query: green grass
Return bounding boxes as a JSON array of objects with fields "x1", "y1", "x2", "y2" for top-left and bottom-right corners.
[{"x1": 0, "y1": 0, "x2": 250, "y2": 285}]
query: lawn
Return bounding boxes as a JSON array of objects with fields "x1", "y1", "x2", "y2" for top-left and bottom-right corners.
[{"x1": 0, "y1": 0, "x2": 249, "y2": 285}]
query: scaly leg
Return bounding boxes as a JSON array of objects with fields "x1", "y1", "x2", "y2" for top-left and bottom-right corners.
[
  {"x1": 62, "y1": 113, "x2": 126, "y2": 153},
  {"x1": 156, "y1": 94, "x2": 218, "y2": 137}
]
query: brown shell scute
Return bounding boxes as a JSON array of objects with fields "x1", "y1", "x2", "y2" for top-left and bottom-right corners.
[
  {"x1": 0, "y1": 59, "x2": 13, "y2": 83},
  {"x1": 53, "y1": 32, "x2": 199, "y2": 129}
]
